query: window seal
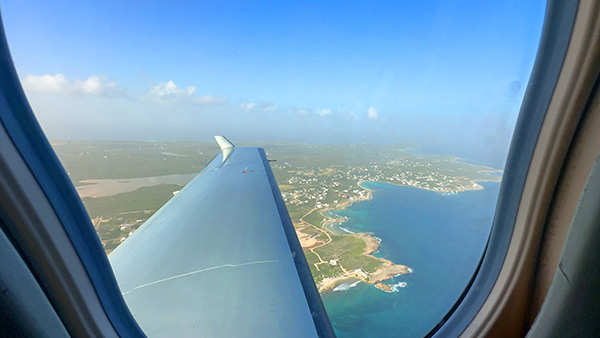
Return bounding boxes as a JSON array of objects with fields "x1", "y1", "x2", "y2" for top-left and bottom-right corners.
[
  {"x1": 0, "y1": 12, "x2": 146, "y2": 338},
  {"x1": 429, "y1": 0, "x2": 579, "y2": 336}
]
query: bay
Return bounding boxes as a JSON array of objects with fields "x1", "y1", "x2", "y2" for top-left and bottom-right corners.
[{"x1": 321, "y1": 181, "x2": 500, "y2": 337}]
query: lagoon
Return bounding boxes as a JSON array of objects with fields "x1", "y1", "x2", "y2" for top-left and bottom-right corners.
[{"x1": 76, "y1": 173, "x2": 198, "y2": 197}]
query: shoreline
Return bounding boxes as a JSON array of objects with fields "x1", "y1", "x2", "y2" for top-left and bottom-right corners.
[
  {"x1": 316, "y1": 181, "x2": 408, "y2": 293},
  {"x1": 316, "y1": 237, "x2": 412, "y2": 293},
  {"x1": 324, "y1": 177, "x2": 495, "y2": 233},
  {"x1": 356, "y1": 177, "x2": 500, "y2": 196},
  {"x1": 310, "y1": 178, "x2": 499, "y2": 293}
]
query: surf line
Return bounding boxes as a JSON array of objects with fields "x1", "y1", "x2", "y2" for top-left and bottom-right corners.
[{"x1": 122, "y1": 260, "x2": 279, "y2": 295}]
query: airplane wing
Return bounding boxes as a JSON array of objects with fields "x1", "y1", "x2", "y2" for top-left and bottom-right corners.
[{"x1": 108, "y1": 136, "x2": 334, "y2": 337}]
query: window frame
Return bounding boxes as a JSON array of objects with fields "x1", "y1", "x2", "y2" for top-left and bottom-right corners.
[
  {"x1": 0, "y1": 12, "x2": 146, "y2": 338},
  {"x1": 431, "y1": 0, "x2": 580, "y2": 336},
  {"x1": 0, "y1": 0, "x2": 583, "y2": 337}
]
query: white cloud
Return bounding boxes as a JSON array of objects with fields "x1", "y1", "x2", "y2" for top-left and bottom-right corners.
[
  {"x1": 72, "y1": 76, "x2": 121, "y2": 96},
  {"x1": 23, "y1": 74, "x2": 67, "y2": 92},
  {"x1": 317, "y1": 108, "x2": 331, "y2": 116},
  {"x1": 297, "y1": 108, "x2": 310, "y2": 115},
  {"x1": 239, "y1": 102, "x2": 278, "y2": 112},
  {"x1": 147, "y1": 80, "x2": 196, "y2": 103},
  {"x1": 259, "y1": 102, "x2": 278, "y2": 112},
  {"x1": 368, "y1": 107, "x2": 379, "y2": 120},
  {"x1": 194, "y1": 95, "x2": 228, "y2": 105},
  {"x1": 240, "y1": 102, "x2": 256, "y2": 110},
  {"x1": 23, "y1": 73, "x2": 123, "y2": 97}
]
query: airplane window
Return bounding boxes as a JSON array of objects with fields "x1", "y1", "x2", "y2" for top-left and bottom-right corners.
[{"x1": 3, "y1": 1, "x2": 546, "y2": 336}]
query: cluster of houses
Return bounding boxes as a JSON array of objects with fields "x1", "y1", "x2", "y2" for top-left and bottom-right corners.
[{"x1": 279, "y1": 158, "x2": 474, "y2": 209}]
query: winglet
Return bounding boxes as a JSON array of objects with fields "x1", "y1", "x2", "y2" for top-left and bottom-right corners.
[
  {"x1": 215, "y1": 135, "x2": 234, "y2": 150},
  {"x1": 214, "y1": 135, "x2": 235, "y2": 163}
]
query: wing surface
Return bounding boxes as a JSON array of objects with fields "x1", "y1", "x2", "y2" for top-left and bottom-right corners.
[{"x1": 109, "y1": 139, "x2": 333, "y2": 337}]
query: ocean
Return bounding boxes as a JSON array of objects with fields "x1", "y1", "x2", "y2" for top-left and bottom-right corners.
[{"x1": 320, "y1": 181, "x2": 500, "y2": 337}]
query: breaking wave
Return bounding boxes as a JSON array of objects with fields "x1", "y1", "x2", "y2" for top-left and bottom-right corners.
[
  {"x1": 339, "y1": 227, "x2": 355, "y2": 234},
  {"x1": 333, "y1": 281, "x2": 361, "y2": 292}
]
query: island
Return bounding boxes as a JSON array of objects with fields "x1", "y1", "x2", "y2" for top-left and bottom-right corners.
[{"x1": 51, "y1": 141, "x2": 502, "y2": 292}]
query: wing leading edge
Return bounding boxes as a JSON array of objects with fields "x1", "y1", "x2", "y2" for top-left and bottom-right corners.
[{"x1": 109, "y1": 138, "x2": 334, "y2": 337}]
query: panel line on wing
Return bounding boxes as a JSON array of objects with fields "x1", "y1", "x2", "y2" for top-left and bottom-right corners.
[{"x1": 121, "y1": 260, "x2": 279, "y2": 295}]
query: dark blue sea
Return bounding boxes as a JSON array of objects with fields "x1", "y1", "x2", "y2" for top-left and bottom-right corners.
[{"x1": 320, "y1": 181, "x2": 500, "y2": 337}]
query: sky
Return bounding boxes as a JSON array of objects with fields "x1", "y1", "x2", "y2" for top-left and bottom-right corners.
[{"x1": 2, "y1": 0, "x2": 546, "y2": 166}]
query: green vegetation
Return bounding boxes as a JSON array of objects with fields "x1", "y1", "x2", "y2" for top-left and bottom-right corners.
[
  {"x1": 318, "y1": 235, "x2": 381, "y2": 269},
  {"x1": 82, "y1": 184, "x2": 182, "y2": 252},
  {"x1": 307, "y1": 234, "x2": 383, "y2": 284},
  {"x1": 303, "y1": 209, "x2": 325, "y2": 227},
  {"x1": 51, "y1": 140, "x2": 217, "y2": 185},
  {"x1": 82, "y1": 184, "x2": 182, "y2": 218},
  {"x1": 299, "y1": 225, "x2": 322, "y2": 237}
]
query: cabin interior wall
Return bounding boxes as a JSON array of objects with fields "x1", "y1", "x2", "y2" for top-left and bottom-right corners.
[
  {"x1": 527, "y1": 76, "x2": 600, "y2": 326},
  {"x1": 462, "y1": 1, "x2": 600, "y2": 336}
]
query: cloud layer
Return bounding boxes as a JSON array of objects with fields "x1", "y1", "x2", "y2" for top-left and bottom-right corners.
[
  {"x1": 368, "y1": 107, "x2": 379, "y2": 120},
  {"x1": 22, "y1": 74, "x2": 376, "y2": 121},
  {"x1": 317, "y1": 108, "x2": 331, "y2": 116},
  {"x1": 23, "y1": 74, "x2": 123, "y2": 97},
  {"x1": 194, "y1": 94, "x2": 228, "y2": 105},
  {"x1": 147, "y1": 80, "x2": 197, "y2": 103}
]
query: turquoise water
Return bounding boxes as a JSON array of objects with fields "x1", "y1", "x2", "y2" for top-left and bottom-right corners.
[{"x1": 321, "y1": 181, "x2": 500, "y2": 337}]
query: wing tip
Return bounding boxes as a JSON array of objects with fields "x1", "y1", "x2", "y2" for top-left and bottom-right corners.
[
  {"x1": 214, "y1": 135, "x2": 234, "y2": 164},
  {"x1": 214, "y1": 135, "x2": 234, "y2": 150}
]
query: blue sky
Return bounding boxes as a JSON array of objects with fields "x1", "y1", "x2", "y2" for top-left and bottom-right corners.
[{"x1": 2, "y1": 0, "x2": 546, "y2": 165}]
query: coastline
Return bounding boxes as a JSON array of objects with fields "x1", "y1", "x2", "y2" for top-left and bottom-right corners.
[
  {"x1": 316, "y1": 181, "x2": 410, "y2": 293},
  {"x1": 316, "y1": 237, "x2": 411, "y2": 293},
  {"x1": 356, "y1": 175, "x2": 499, "y2": 195},
  {"x1": 308, "y1": 178, "x2": 496, "y2": 293}
]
